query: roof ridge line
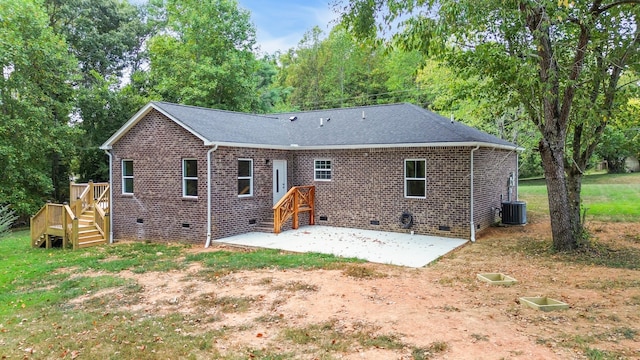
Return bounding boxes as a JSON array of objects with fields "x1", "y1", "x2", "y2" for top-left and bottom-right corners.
[
  {"x1": 152, "y1": 101, "x2": 279, "y2": 120},
  {"x1": 270, "y1": 102, "x2": 410, "y2": 116}
]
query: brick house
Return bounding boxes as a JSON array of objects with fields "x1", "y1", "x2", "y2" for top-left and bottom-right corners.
[{"x1": 100, "y1": 102, "x2": 521, "y2": 246}]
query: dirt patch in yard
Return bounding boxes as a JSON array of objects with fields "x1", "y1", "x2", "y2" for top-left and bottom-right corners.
[{"x1": 71, "y1": 216, "x2": 640, "y2": 359}]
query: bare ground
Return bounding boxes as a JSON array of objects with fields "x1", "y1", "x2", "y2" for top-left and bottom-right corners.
[{"x1": 70, "y1": 216, "x2": 640, "y2": 359}]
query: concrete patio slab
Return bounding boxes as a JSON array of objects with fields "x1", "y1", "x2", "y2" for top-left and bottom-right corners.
[{"x1": 213, "y1": 226, "x2": 468, "y2": 268}]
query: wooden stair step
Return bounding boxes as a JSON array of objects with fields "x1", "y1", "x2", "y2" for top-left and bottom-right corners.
[
  {"x1": 77, "y1": 239, "x2": 107, "y2": 248},
  {"x1": 79, "y1": 234, "x2": 104, "y2": 242}
]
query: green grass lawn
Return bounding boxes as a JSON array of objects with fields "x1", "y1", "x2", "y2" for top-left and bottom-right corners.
[
  {"x1": 0, "y1": 230, "x2": 362, "y2": 359},
  {"x1": 0, "y1": 230, "x2": 359, "y2": 318},
  {"x1": 518, "y1": 172, "x2": 640, "y2": 222}
]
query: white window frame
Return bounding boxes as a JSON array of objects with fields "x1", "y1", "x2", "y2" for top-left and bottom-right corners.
[
  {"x1": 122, "y1": 159, "x2": 134, "y2": 195},
  {"x1": 182, "y1": 159, "x2": 198, "y2": 198},
  {"x1": 237, "y1": 158, "x2": 253, "y2": 197},
  {"x1": 314, "y1": 159, "x2": 332, "y2": 181},
  {"x1": 404, "y1": 159, "x2": 426, "y2": 198}
]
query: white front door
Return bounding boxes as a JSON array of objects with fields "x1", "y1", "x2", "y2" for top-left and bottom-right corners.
[{"x1": 273, "y1": 160, "x2": 288, "y2": 205}]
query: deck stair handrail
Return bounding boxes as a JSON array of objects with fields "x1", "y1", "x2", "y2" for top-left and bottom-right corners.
[
  {"x1": 272, "y1": 185, "x2": 315, "y2": 234},
  {"x1": 31, "y1": 181, "x2": 109, "y2": 249},
  {"x1": 93, "y1": 186, "x2": 110, "y2": 240},
  {"x1": 63, "y1": 204, "x2": 79, "y2": 249}
]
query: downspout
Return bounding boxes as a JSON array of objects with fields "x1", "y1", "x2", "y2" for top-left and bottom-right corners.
[
  {"x1": 470, "y1": 145, "x2": 480, "y2": 243},
  {"x1": 204, "y1": 144, "x2": 219, "y2": 248},
  {"x1": 515, "y1": 152, "x2": 519, "y2": 201},
  {"x1": 104, "y1": 150, "x2": 114, "y2": 244}
]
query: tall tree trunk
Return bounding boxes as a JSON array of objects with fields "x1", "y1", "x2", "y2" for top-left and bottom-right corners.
[
  {"x1": 539, "y1": 137, "x2": 578, "y2": 251},
  {"x1": 566, "y1": 168, "x2": 586, "y2": 247}
]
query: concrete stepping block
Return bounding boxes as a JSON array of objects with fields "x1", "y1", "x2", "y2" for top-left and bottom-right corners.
[
  {"x1": 520, "y1": 297, "x2": 569, "y2": 311},
  {"x1": 477, "y1": 273, "x2": 517, "y2": 285}
]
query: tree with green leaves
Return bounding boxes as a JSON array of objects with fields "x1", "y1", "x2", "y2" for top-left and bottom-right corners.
[
  {"x1": 46, "y1": 0, "x2": 151, "y2": 85},
  {"x1": 596, "y1": 97, "x2": 640, "y2": 173},
  {"x1": 147, "y1": 0, "x2": 260, "y2": 111},
  {"x1": 338, "y1": 0, "x2": 639, "y2": 251},
  {"x1": 254, "y1": 55, "x2": 293, "y2": 113},
  {"x1": 0, "y1": 0, "x2": 79, "y2": 217},
  {"x1": 277, "y1": 26, "x2": 394, "y2": 110},
  {"x1": 416, "y1": 60, "x2": 542, "y2": 177},
  {"x1": 45, "y1": 0, "x2": 154, "y2": 182},
  {"x1": 75, "y1": 73, "x2": 150, "y2": 182}
]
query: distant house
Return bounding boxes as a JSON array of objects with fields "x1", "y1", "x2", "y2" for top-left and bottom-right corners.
[{"x1": 99, "y1": 102, "x2": 521, "y2": 246}]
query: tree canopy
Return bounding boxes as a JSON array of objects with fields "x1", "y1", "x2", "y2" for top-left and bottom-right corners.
[
  {"x1": 147, "y1": 0, "x2": 260, "y2": 111},
  {"x1": 336, "y1": 0, "x2": 640, "y2": 250},
  {"x1": 0, "y1": 0, "x2": 79, "y2": 215}
]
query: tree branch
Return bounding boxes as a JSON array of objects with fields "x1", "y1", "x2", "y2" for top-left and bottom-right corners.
[{"x1": 596, "y1": 0, "x2": 640, "y2": 14}]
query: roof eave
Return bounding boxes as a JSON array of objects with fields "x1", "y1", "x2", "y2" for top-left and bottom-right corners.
[
  {"x1": 100, "y1": 102, "x2": 210, "y2": 150},
  {"x1": 204, "y1": 141, "x2": 524, "y2": 151}
]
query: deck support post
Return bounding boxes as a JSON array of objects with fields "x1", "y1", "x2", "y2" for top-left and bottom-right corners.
[
  {"x1": 292, "y1": 190, "x2": 299, "y2": 230},
  {"x1": 72, "y1": 218, "x2": 79, "y2": 250},
  {"x1": 104, "y1": 213, "x2": 110, "y2": 243}
]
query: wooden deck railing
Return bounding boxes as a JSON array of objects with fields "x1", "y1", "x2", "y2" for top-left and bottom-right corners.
[
  {"x1": 272, "y1": 185, "x2": 315, "y2": 234},
  {"x1": 30, "y1": 203, "x2": 79, "y2": 248},
  {"x1": 31, "y1": 182, "x2": 109, "y2": 249},
  {"x1": 70, "y1": 181, "x2": 108, "y2": 215},
  {"x1": 63, "y1": 204, "x2": 79, "y2": 249},
  {"x1": 30, "y1": 205, "x2": 48, "y2": 247},
  {"x1": 94, "y1": 186, "x2": 110, "y2": 240}
]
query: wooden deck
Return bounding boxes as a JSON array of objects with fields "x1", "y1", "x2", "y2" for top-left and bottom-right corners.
[{"x1": 31, "y1": 182, "x2": 109, "y2": 250}]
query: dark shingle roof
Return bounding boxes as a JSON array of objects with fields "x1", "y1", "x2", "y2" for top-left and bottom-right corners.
[{"x1": 103, "y1": 101, "x2": 519, "y2": 150}]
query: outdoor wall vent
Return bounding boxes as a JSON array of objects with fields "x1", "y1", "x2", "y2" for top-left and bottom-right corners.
[
  {"x1": 136, "y1": 218, "x2": 144, "y2": 224},
  {"x1": 370, "y1": 220, "x2": 380, "y2": 225},
  {"x1": 249, "y1": 219, "x2": 257, "y2": 224},
  {"x1": 182, "y1": 223, "x2": 190, "y2": 228},
  {"x1": 439, "y1": 225, "x2": 451, "y2": 231},
  {"x1": 319, "y1": 216, "x2": 328, "y2": 221}
]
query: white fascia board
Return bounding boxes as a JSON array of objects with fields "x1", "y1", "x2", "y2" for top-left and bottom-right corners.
[
  {"x1": 100, "y1": 102, "x2": 209, "y2": 150},
  {"x1": 204, "y1": 141, "x2": 524, "y2": 152}
]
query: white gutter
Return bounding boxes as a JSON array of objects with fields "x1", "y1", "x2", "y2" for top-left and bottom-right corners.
[
  {"x1": 200, "y1": 140, "x2": 524, "y2": 152},
  {"x1": 470, "y1": 145, "x2": 480, "y2": 242},
  {"x1": 104, "y1": 150, "x2": 114, "y2": 243},
  {"x1": 204, "y1": 144, "x2": 219, "y2": 248},
  {"x1": 515, "y1": 155, "x2": 519, "y2": 200}
]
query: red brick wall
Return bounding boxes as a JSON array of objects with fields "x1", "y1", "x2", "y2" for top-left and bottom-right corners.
[
  {"x1": 209, "y1": 147, "x2": 293, "y2": 239},
  {"x1": 473, "y1": 148, "x2": 519, "y2": 232},
  {"x1": 110, "y1": 110, "x2": 294, "y2": 244},
  {"x1": 291, "y1": 147, "x2": 516, "y2": 238},
  {"x1": 110, "y1": 110, "x2": 208, "y2": 243},
  {"x1": 292, "y1": 148, "x2": 464, "y2": 237},
  {"x1": 110, "y1": 110, "x2": 517, "y2": 243}
]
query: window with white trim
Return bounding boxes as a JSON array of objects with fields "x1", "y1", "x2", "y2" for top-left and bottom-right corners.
[
  {"x1": 122, "y1": 160, "x2": 134, "y2": 194},
  {"x1": 183, "y1": 159, "x2": 198, "y2": 197},
  {"x1": 238, "y1": 159, "x2": 253, "y2": 196},
  {"x1": 314, "y1": 159, "x2": 332, "y2": 181},
  {"x1": 404, "y1": 159, "x2": 426, "y2": 198}
]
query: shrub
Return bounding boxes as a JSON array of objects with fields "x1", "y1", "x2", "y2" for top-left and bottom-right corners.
[{"x1": 0, "y1": 204, "x2": 18, "y2": 239}]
